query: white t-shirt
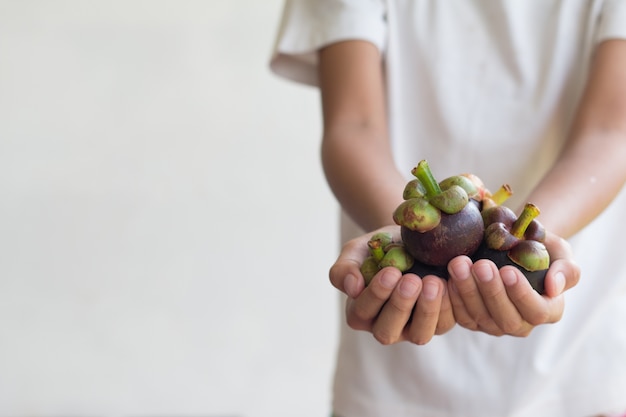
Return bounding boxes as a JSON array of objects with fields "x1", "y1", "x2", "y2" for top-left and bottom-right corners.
[{"x1": 270, "y1": 1, "x2": 626, "y2": 416}]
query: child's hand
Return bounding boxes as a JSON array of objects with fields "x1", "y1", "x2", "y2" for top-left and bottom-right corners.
[
  {"x1": 329, "y1": 226, "x2": 456, "y2": 345},
  {"x1": 447, "y1": 232, "x2": 581, "y2": 336}
]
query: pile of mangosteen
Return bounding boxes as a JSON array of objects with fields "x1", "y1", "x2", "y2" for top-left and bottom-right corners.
[{"x1": 360, "y1": 160, "x2": 549, "y2": 293}]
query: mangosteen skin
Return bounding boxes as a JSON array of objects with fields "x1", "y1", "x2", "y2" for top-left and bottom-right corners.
[
  {"x1": 471, "y1": 243, "x2": 546, "y2": 294},
  {"x1": 401, "y1": 200, "x2": 484, "y2": 267}
]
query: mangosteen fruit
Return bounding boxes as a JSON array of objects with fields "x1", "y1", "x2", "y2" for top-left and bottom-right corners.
[
  {"x1": 472, "y1": 203, "x2": 549, "y2": 293},
  {"x1": 360, "y1": 232, "x2": 414, "y2": 285},
  {"x1": 393, "y1": 160, "x2": 485, "y2": 268}
]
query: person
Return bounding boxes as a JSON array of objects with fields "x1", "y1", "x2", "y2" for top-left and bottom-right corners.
[{"x1": 269, "y1": 1, "x2": 626, "y2": 416}]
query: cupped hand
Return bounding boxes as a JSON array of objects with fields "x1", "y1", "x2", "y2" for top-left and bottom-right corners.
[
  {"x1": 329, "y1": 226, "x2": 456, "y2": 345},
  {"x1": 447, "y1": 231, "x2": 581, "y2": 336}
]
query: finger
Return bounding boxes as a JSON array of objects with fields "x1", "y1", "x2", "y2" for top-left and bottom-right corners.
[
  {"x1": 472, "y1": 261, "x2": 531, "y2": 336},
  {"x1": 329, "y1": 226, "x2": 403, "y2": 298},
  {"x1": 543, "y1": 232, "x2": 574, "y2": 260},
  {"x1": 329, "y1": 238, "x2": 370, "y2": 297},
  {"x1": 405, "y1": 275, "x2": 445, "y2": 344},
  {"x1": 543, "y1": 258, "x2": 580, "y2": 297},
  {"x1": 542, "y1": 232, "x2": 581, "y2": 296},
  {"x1": 448, "y1": 257, "x2": 502, "y2": 335},
  {"x1": 371, "y1": 273, "x2": 422, "y2": 345},
  {"x1": 447, "y1": 257, "x2": 479, "y2": 330},
  {"x1": 500, "y1": 266, "x2": 564, "y2": 326},
  {"x1": 345, "y1": 267, "x2": 403, "y2": 331},
  {"x1": 448, "y1": 279, "x2": 478, "y2": 330},
  {"x1": 435, "y1": 283, "x2": 456, "y2": 335}
]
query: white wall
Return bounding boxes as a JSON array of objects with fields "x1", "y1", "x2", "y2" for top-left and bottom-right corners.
[{"x1": 0, "y1": 2, "x2": 340, "y2": 416}]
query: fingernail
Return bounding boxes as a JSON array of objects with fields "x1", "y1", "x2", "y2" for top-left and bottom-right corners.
[
  {"x1": 345, "y1": 274, "x2": 358, "y2": 298},
  {"x1": 399, "y1": 279, "x2": 419, "y2": 297},
  {"x1": 501, "y1": 269, "x2": 518, "y2": 286},
  {"x1": 380, "y1": 269, "x2": 400, "y2": 289},
  {"x1": 449, "y1": 260, "x2": 470, "y2": 281},
  {"x1": 555, "y1": 272, "x2": 565, "y2": 294},
  {"x1": 421, "y1": 280, "x2": 439, "y2": 300},
  {"x1": 474, "y1": 263, "x2": 493, "y2": 283}
]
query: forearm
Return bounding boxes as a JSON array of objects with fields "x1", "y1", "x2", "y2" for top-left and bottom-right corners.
[
  {"x1": 525, "y1": 131, "x2": 626, "y2": 239},
  {"x1": 322, "y1": 126, "x2": 406, "y2": 231},
  {"x1": 525, "y1": 40, "x2": 626, "y2": 239},
  {"x1": 318, "y1": 40, "x2": 404, "y2": 232}
]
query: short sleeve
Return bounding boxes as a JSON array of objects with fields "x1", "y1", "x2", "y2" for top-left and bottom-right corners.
[
  {"x1": 595, "y1": 0, "x2": 626, "y2": 43},
  {"x1": 269, "y1": 0, "x2": 387, "y2": 86}
]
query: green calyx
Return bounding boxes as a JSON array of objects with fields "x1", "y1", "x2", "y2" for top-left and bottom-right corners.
[
  {"x1": 394, "y1": 160, "x2": 471, "y2": 231},
  {"x1": 402, "y1": 179, "x2": 426, "y2": 200},
  {"x1": 508, "y1": 240, "x2": 550, "y2": 272},
  {"x1": 360, "y1": 233, "x2": 415, "y2": 285},
  {"x1": 429, "y1": 185, "x2": 469, "y2": 214},
  {"x1": 483, "y1": 202, "x2": 550, "y2": 271},
  {"x1": 438, "y1": 175, "x2": 480, "y2": 200},
  {"x1": 393, "y1": 198, "x2": 441, "y2": 232}
]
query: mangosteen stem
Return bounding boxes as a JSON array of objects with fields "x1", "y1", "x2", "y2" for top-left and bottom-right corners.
[
  {"x1": 490, "y1": 184, "x2": 513, "y2": 206},
  {"x1": 411, "y1": 160, "x2": 442, "y2": 199},
  {"x1": 511, "y1": 203, "x2": 541, "y2": 239},
  {"x1": 368, "y1": 239, "x2": 385, "y2": 262}
]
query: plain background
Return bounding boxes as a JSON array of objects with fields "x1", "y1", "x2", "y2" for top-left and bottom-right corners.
[{"x1": 0, "y1": 1, "x2": 341, "y2": 416}]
